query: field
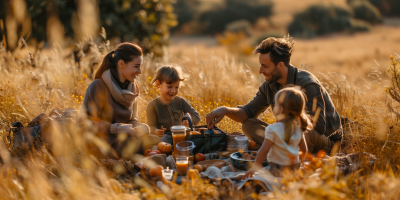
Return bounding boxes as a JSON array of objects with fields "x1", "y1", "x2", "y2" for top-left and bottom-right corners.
[{"x1": 1, "y1": 0, "x2": 400, "y2": 199}]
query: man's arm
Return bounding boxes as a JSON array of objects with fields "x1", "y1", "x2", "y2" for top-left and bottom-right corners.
[
  {"x1": 206, "y1": 107, "x2": 248, "y2": 129},
  {"x1": 241, "y1": 82, "x2": 271, "y2": 119},
  {"x1": 206, "y1": 82, "x2": 270, "y2": 129},
  {"x1": 304, "y1": 84, "x2": 326, "y2": 135}
]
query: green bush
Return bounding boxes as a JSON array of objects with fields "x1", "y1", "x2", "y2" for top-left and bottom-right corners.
[
  {"x1": 171, "y1": 0, "x2": 198, "y2": 32},
  {"x1": 348, "y1": 0, "x2": 382, "y2": 23},
  {"x1": 364, "y1": 0, "x2": 400, "y2": 17},
  {"x1": 200, "y1": 0, "x2": 273, "y2": 33},
  {"x1": 288, "y1": 4, "x2": 369, "y2": 38},
  {"x1": 1, "y1": 0, "x2": 177, "y2": 56},
  {"x1": 98, "y1": 0, "x2": 177, "y2": 57}
]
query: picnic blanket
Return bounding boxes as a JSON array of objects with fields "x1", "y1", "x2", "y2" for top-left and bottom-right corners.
[{"x1": 201, "y1": 166, "x2": 282, "y2": 191}]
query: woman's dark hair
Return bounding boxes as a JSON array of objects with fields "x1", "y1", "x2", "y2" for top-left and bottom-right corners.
[
  {"x1": 275, "y1": 85, "x2": 312, "y2": 144},
  {"x1": 254, "y1": 36, "x2": 294, "y2": 67},
  {"x1": 151, "y1": 65, "x2": 185, "y2": 85},
  {"x1": 94, "y1": 42, "x2": 143, "y2": 79}
]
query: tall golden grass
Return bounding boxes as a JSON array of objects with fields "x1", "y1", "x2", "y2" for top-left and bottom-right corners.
[{"x1": 0, "y1": 35, "x2": 400, "y2": 199}]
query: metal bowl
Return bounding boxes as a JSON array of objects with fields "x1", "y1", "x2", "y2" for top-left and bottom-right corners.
[{"x1": 230, "y1": 151, "x2": 269, "y2": 170}]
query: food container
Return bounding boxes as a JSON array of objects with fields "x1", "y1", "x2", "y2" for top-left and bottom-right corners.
[
  {"x1": 230, "y1": 151, "x2": 268, "y2": 170},
  {"x1": 172, "y1": 125, "x2": 186, "y2": 154},
  {"x1": 228, "y1": 132, "x2": 245, "y2": 145}
]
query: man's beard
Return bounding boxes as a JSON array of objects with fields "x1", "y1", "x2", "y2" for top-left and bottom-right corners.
[{"x1": 265, "y1": 67, "x2": 282, "y2": 84}]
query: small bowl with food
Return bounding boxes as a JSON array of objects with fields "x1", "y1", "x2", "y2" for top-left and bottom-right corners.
[{"x1": 230, "y1": 151, "x2": 269, "y2": 170}]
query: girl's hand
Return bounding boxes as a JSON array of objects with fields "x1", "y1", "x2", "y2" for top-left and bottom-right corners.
[
  {"x1": 155, "y1": 128, "x2": 166, "y2": 137},
  {"x1": 242, "y1": 167, "x2": 256, "y2": 180}
]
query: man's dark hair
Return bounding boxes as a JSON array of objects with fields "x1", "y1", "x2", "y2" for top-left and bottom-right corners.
[{"x1": 254, "y1": 36, "x2": 294, "y2": 67}]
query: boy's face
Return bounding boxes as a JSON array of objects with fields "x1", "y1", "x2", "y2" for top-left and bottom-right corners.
[{"x1": 159, "y1": 81, "x2": 180, "y2": 101}]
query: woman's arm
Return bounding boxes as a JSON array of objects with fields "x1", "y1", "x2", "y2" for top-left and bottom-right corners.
[
  {"x1": 181, "y1": 97, "x2": 201, "y2": 125},
  {"x1": 78, "y1": 80, "x2": 112, "y2": 137},
  {"x1": 242, "y1": 139, "x2": 273, "y2": 180}
]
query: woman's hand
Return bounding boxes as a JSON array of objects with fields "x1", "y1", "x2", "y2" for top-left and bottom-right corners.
[
  {"x1": 242, "y1": 167, "x2": 256, "y2": 180},
  {"x1": 116, "y1": 124, "x2": 136, "y2": 137},
  {"x1": 155, "y1": 128, "x2": 166, "y2": 137}
]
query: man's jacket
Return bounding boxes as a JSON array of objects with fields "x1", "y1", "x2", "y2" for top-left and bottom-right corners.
[{"x1": 242, "y1": 65, "x2": 342, "y2": 141}]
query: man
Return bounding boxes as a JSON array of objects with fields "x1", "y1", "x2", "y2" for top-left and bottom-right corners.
[{"x1": 206, "y1": 37, "x2": 342, "y2": 154}]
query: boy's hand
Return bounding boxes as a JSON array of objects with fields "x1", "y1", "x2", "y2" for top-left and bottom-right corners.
[
  {"x1": 242, "y1": 167, "x2": 256, "y2": 180},
  {"x1": 155, "y1": 128, "x2": 166, "y2": 137},
  {"x1": 181, "y1": 120, "x2": 189, "y2": 127}
]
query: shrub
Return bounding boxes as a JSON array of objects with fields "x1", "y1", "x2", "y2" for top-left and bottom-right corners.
[
  {"x1": 200, "y1": 0, "x2": 273, "y2": 33},
  {"x1": 366, "y1": 0, "x2": 400, "y2": 17},
  {"x1": 348, "y1": 0, "x2": 382, "y2": 24},
  {"x1": 97, "y1": 0, "x2": 177, "y2": 57},
  {"x1": 1, "y1": 0, "x2": 177, "y2": 57},
  {"x1": 288, "y1": 4, "x2": 369, "y2": 38}
]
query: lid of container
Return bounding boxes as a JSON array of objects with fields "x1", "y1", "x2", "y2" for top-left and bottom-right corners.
[
  {"x1": 171, "y1": 125, "x2": 186, "y2": 131},
  {"x1": 176, "y1": 141, "x2": 195, "y2": 151},
  {"x1": 235, "y1": 136, "x2": 248, "y2": 141}
]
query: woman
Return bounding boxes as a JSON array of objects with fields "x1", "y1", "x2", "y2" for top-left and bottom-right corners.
[{"x1": 79, "y1": 42, "x2": 161, "y2": 159}]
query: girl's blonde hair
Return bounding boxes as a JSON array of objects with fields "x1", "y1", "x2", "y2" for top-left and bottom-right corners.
[
  {"x1": 275, "y1": 85, "x2": 313, "y2": 144},
  {"x1": 151, "y1": 66, "x2": 184, "y2": 85}
]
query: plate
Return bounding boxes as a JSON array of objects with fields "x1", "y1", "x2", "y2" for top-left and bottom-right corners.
[{"x1": 197, "y1": 159, "x2": 226, "y2": 170}]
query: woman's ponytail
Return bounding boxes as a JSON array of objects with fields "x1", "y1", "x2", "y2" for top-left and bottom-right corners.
[{"x1": 94, "y1": 51, "x2": 117, "y2": 79}]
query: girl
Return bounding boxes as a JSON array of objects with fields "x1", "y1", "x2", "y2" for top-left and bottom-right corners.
[
  {"x1": 243, "y1": 86, "x2": 311, "y2": 178},
  {"x1": 79, "y1": 42, "x2": 161, "y2": 159},
  {"x1": 146, "y1": 66, "x2": 201, "y2": 143}
]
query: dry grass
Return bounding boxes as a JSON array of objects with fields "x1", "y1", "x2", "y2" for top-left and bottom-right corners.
[{"x1": 0, "y1": 33, "x2": 400, "y2": 199}]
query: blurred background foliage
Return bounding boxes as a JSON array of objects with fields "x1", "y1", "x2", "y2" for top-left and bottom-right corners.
[
  {"x1": 0, "y1": 0, "x2": 398, "y2": 55},
  {"x1": 0, "y1": 0, "x2": 177, "y2": 57}
]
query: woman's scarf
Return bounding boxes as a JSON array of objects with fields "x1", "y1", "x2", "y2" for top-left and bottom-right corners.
[{"x1": 101, "y1": 69, "x2": 139, "y2": 109}]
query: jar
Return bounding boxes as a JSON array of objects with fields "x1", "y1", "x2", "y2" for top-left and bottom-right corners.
[{"x1": 171, "y1": 125, "x2": 186, "y2": 154}]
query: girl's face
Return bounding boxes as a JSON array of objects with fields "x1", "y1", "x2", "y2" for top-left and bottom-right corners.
[
  {"x1": 158, "y1": 80, "x2": 180, "y2": 101},
  {"x1": 118, "y1": 56, "x2": 143, "y2": 82}
]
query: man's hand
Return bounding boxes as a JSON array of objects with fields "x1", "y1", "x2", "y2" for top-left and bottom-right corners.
[
  {"x1": 206, "y1": 106, "x2": 228, "y2": 130},
  {"x1": 155, "y1": 128, "x2": 166, "y2": 137}
]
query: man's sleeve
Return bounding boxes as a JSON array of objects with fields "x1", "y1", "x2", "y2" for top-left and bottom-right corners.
[
  {"x1": 304, "y1": 84, "x2": 326, "y2": 135},
  {"x1": 241, "y1": 82, "x2": 270, "y2": 118}
]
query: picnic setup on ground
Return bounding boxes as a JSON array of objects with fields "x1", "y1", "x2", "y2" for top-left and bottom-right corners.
[{"x1": 7, "y1": 38, "x2": 378, "y2": 196}]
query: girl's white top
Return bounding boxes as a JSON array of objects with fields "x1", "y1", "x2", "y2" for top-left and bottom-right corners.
[{"x1": 264, "y1": 122, "x2": 302, "y2": 165}]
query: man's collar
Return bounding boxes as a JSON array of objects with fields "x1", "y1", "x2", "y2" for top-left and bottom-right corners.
[{"x1": 286, "y1": 65, "x2": 296, "y2": 85}]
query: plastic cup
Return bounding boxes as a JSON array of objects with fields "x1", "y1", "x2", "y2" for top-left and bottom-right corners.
[{"x1": 175, "y1": 156, "x2": 189, "y2": 176}]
